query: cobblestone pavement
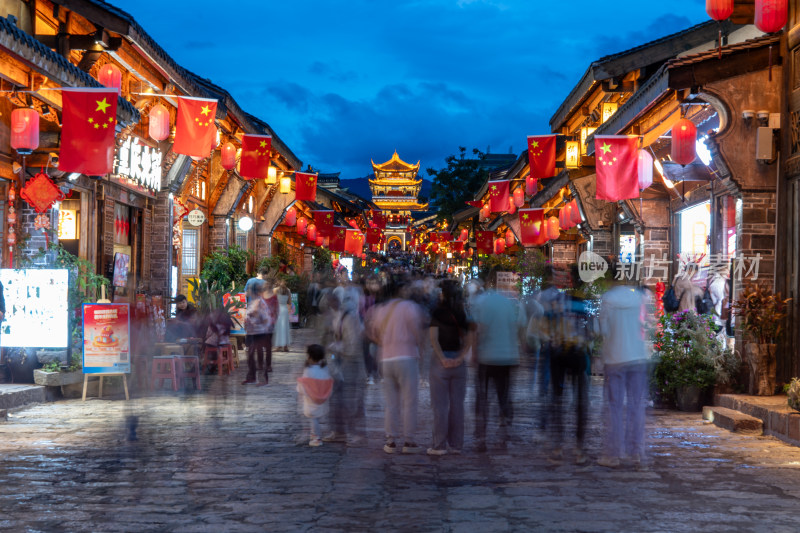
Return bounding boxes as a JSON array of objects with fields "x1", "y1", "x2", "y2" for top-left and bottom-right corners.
[{"x1": 2, "y1": 328, "x2": 800, "y2": 532}]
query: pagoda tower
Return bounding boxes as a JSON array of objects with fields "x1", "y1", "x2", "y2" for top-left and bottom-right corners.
[{"x1": 369, "y1": 151, "x2": 428, "y2": 230}]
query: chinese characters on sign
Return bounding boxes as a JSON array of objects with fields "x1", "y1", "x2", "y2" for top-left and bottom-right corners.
[
  {"x1": 114, "y1": 136, "x2": 162, "y2": 195},
  {"x1": 609, "y1": 253, "x2": 763, "y2": 282},
  {"x1": 83, "y1": 303, "x2": 131, "y2": 374}
]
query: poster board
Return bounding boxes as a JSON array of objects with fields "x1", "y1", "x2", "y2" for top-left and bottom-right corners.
[
  {"x1": 290, "y1": 293, "x2": 299, "y2": 324},
  {"x1": 0, "y1": 269, "x2": 69, "y2": 348},
  {"x1": 82, "y1": 303, "x2": 131, "y2": 374},
  {"x1": 496, "y1": 271, "x2": 520, "y2": 298},
  {"x1": 225, "y1": 293, "x2": 247, "y2": 334}
]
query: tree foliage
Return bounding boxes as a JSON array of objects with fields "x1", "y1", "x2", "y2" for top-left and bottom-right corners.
[{"x1": 427, "y1": 147, "x2": 488, "y2": 222}]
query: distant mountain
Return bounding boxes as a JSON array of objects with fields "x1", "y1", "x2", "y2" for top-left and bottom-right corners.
[{"x1": 338, "y1": 177, "x2": 432, "y2": 204}]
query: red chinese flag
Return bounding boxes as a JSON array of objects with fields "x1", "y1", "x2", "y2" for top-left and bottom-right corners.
[
  {"x1": 595, "y1": 135, "x2": 640, "y2": 201},
  {"x1": 527, "y1": 135, "x2": 556, "y2": 180},
  {"x1": 519, "y1": 208, "x2": 545, "y2": 246},
  {"x1": 173, "y1": 97, "x2": 218, "y2": 159},
  {"x1": 476, "y1": 231, "x2": 494, "y2": 255},
  {"x1": 488, "y1": 180, "x2": 510, "y2": 213},
  {"x1": 429, "y1": 232, "x2": 439, "y2": 243},
  {"x1": 295, "y1": 172, "x2": 318, "y2": 202},
  {"x1": 439, "y1": 231, "x2": 451, "y2": 243},
  {"x1": 314, "y1": 210, "x2": 334, "y2": 236},
  {"x1": 465, "y1": 200, "x2": 483, "y2": 208},
  {"x1": 239, "y1": 134, "x2": 272, "y2": 180},
  {"x1": 345, "y1": 229, "x2": 364, "y2": 255},
  {"x1": 330, "y1": 226, "x2": 347, "y2": 252},
  {"x1": 372, "y1": 211, "x2": 386, "y2": 229},
  {"x1": 451, "y1": 240, "x2": 464, "y2": 252},
  {"x1": 59, "y1": 88, "x2": 119, "y2": 175},
  {"x1": 366, "y1": 228, "x2": 383, "y2": 245}
]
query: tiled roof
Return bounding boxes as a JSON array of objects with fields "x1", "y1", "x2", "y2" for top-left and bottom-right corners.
[
  {"x1": 0, "y1": 15, "x2": 138, "y2": 123},
  {"x1": 667, "y1": 33, "x2": 779, "y2": 67}
]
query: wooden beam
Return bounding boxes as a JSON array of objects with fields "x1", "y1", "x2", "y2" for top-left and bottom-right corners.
[{"x1": 668, "y1": 45, "x2": 778, "y2": 90}]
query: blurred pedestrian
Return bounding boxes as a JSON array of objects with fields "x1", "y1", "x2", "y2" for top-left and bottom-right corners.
[
  {"x1": 471, "y1": 271, "x2": 526, "y2": 452},
  {"x1": 427, "y1": 279, "x2": 470, "y2": 456},
  {"x1": 297, "y1": 344, "x2": 334, "y2": 447},
  {"x1": 324, "y1": 285, "x2": 368, "y2": 446},
  {"x1": 273, "y1": 281, "x2": 292, "y2": 352},
  {"x1": 598, "y1": 269, "x2": 651, "y2": 469},
  {"x1": 245, "y1": 267, "x2": 269, "y2": 304},
  {"x1": 243, "y1": 283, "x2": 274, "y2": 386},
  {"x1": 366, "y1": 284, "x2": 427, "y2": 454}
]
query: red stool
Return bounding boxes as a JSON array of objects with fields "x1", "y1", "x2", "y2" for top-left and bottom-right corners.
[
  {"x1": 175, "y1": 355, "x2": 202, "y2": 391},
  {"x1": 202, "y1": 345, "x2": 233, "y2": 375},
  {"x1": 151, "y1": 356, "x2": 179, "y2": 391}
]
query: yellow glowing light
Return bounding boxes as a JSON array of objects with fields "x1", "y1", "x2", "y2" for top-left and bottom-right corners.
[
  {"x1": 280, "y1": 175, "x2": 291, "y2": 194},
  {"x1": 267, "y1": 166, "x2": 277, "y2": 185},
  {"x1": 565, "y1": 141, "x2": 580, "y2": 169},
  {"x1": 601, "y1": 102, "x2": 618, "y2": 123},
  {"x1": 580, "y1": 127, "x2": 596, "y2": 154}
]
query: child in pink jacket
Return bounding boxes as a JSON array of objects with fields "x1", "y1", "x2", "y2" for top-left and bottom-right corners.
[{"x1": 296, "y1": 344, "x2": 334, "y2": 446}]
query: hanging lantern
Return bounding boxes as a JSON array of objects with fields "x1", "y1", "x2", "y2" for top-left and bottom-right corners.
[
  {"x1": 212, "y1": 127, "x2": 220, "y2": 150},
  {"x1": 285, "y1": 206, "x2": 297, "y2": 226},
  {"x1": 361, "y1": 253, "x2": 366, "y2": 260},
  {"x1": 671, "y1": 118, "x2": 697, "y2": 166},
  {"x1": 505, "y1": 229, "x2": 515, "y2": 247},
  {"x1": 637, "y1": 149, "x2": 654, "y2": 190},
  {"x1": 525, "y1": 175, "x2": 536, "y2": 196},
  {"x1": 220, "y1": 142, "x2": 237, "y2": 170},
  {"x1": 755, "y1": 0, "x2": 787, "y2": 33},
  {"x1": 706, "y1": 0, "x2": 734, "y2": 20},
  {"x1": 97, "y1": 63, "x2": 122, "y2": 90},
  {"x1": 297, "y1": 217, "x2": 308, "y2": 236},
  {"x1": 280, "y1": 175, "x2": 291, "y2": 194},
  {"x1": 570, "y1": 199, "x2": 582, "y2": 225},
  {"x1": 467, "y1": 247, "x2": 474, "y2": 257},
  {"x1": 148, "y1": 104, "x2": 170, "y2": 141},
  {"x1": 507, "y1": 196, "x2": 517, "y2": 215},
  {"x1": 348, "y1": 219, "x2": 359, "y2": 229},
  {"x1": 546, "y1": 216, "x2": 560, "y2": 240},
  {"x1": 563, "y1": 204, "x2": 574, "y2": 229},
  {"x1": 480, "y1": 204, "x2": 490, "y2": 219},
  {"x1": 307, "y1": 223, "x2": 317, "y2": 242},
  {"x1": 267, "y1": 166, "x2": 278, "y2": 185},
  {"x1": 513, "y1": 187, "x2": 525, "y2": 207},
  {"x1": 332, "y1": 259, "x2": 339, "y2": 269},
  {"x1": 494, "y1": 238, "x2": 506, "y2": 254},
  {"x1": 459, "y1": 228, "x2": 469, "y2": 242},
  {"x1": 315, "y1": 235, "x2": 324, "y2": 247},
  {"x1": 10, "y1": 108, "x2": 39, "y2": 154}
]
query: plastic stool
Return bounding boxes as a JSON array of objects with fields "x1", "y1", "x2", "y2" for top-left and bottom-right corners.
[
  {"x1": 151, "y1": 356, "x2": 179, "y2": 391},
  {"x1": 175, "y1": 355, "x2": 202, "y2": 391},
  {"x1": 202, "y1": 345, "x2": 233, "y2": 375}
]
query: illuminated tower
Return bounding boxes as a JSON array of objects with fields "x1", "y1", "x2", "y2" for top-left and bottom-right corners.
[{"x1": 369, "y1": 151, "x2": 428, "y2": 229}]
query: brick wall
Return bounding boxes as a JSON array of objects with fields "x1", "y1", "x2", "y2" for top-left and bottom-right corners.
[
  {"x1": 148, "y1": 191, "x2": 171, "y2": 297},
  {"x1": 102, "y1": 198, "x2": 114, "y2": 277},
  {"x1": 208, "y1": 220, "x2": 227, "y2": 251},
  {"x1": 141, "y1": 204, "x2": 153, "y2": 291},
  {"x1": 738, "y1": 191, "x2": 776, "y2": 288},
  {"x1": 592, "y1": 229, "x2": 614, "y2": 258},
  {"x1": 19, "y1": 206, "x2": 53, "y2": 265},
  {"x1": 552, "y1": 240, "x2": 578, "y2": 267}
]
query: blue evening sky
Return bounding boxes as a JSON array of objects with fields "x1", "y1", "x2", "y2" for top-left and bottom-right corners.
[{"x1": 116, "y1": 0, "x2": 707, "y2": 179}]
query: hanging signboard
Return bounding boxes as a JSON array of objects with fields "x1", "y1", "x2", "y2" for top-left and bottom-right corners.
[
  {"x1": 82, "y1": 303, "x2": 131, "y2": 373},
  {"x1": 112, "y1": 136, "x2": 162, "y2": 197},
  {"x1": 187, "y1": 209, "x2": 206, "y2": 226},
  {"x1": 496, "y1": 271, "x2": 520, "y2": 298},
  {"x1": 0, "y1": 269, "x2": 69, "y2": 348}
]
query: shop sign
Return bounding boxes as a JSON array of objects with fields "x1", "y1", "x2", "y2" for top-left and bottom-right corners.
[
  {"x1": 113, "y1": 136, "x2": 162, "y2": 197},
  {"x1": 187, "y1": 209, "x2": 206, "y2": 226},
  {"x1": 58, "y1": 209, "x2": 78, "y2": 239},
  {"x1": 0, "y1": 269, "x2": 69, "y2": 348},
  {"x1": 82, "y1": 303, "x2": 131, "y2": 374}
]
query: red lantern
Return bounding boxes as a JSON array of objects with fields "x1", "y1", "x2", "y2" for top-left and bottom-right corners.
[
  {"x1": 285, "y1": 206, "x2": 297, "y2": 226},
  {"x1": 494, "y1": 238, "x2": 506, "y2": 254},
  {"x1": 480, "y1": 205, "x2": 490, "y2": 219},
  {"x1": 297, "y1": 217, "x2": 308, "y2": 236},
  {"x1": 307, "y1": 223, "x2": 317, "y2": 241},
  {"x1": 525, "y1": 175, "x2": 536, "y2": 196},
  {"x1": 637, "y1": 149, "x2": 654, "y2": 190},
  {"x1": 459, "y1": 228, "x2": 469, "y2": 242},
  {"x1": 149, "y1": 104, "x2": 170, "y2": 141},
  {"x1": 755, "y1": 0, "x2": 787, "y2": 33},
  {"x1": 507, "y1": 197, "x2": 516, "y2": 215},
  {"x1": 505, "y1": 229, "x2": 515, "y2": 247},
  {"x1": 372, "y1": 244, "x2": 379, "y2": 252},
  {"x1": 348, "y1": 219, "x2": 359, "y2": 229},
  {"x1": 220, "y1": 142, "x2": 237, "y2": 170},
  {"x1": 332, "y1": 259, "x2": 339, "y2": 269},
  {"x1": 431, "y1": 243, "x2": 439, "y2": 254},
  {"x1": 546, "y1": 216, "x2": 560, "y2": 240},
  {"x1": 563, "y1": 205, "x2": 574, "y2": 229},
  {"x1": 315, "y1": 235, "x2": 324, "y2": 247},
  {"x1": 97, "y1": 63, "x2": 122, "y2": 90},
  {"x1": 513, "y1": 187, "x2": 525, "y2": 207},
  {"x1": 569, "y1": 200, "x2": 581, "y2": 225},
  {"x1": 361, "y1": 253, "x2": 366, "y2": 260},
  {"x1": 671, "y1": 118, "x2": 697, "y2": 166},
  {"x1": 10, "y1": 108, "x2": 39, "y2": 154},
  {"x1": 467, "y1": 247, "x2": 473, "y2": 257},
  {"x1": 706, "y1": 0, "x2": 734, "y2": 20}
]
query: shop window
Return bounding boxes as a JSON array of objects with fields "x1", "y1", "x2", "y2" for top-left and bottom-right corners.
[
  {"x1": 679, "y1": 202, "x2": 711, "y2": 259},
  {"x1": 236, "y1": 229, "x2": 247, "y2": 249},
  {"x1": 182, "y1": 227, "x2": 199, "y2": 276}
]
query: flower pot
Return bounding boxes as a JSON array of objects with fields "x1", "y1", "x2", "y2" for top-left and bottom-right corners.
[
  {"x1": 675, "y1": 384, "x2": 705, "y2": 412},
  {"x1": 745, "y1": 343, "x2": 777, "y2": 396}
]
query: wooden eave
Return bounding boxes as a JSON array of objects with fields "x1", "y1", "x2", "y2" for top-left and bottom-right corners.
[{"x1": 549, "y1": 20, "x2": 739, "y2": 132}]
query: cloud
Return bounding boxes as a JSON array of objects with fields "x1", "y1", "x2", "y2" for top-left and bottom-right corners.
[
  {"x1": 595, "y1": 14, "x2": 696, "y2": 58},
  {"x1": 308, "y1": 61, "x2": 358, "y2": 83},
  {"x1": 266, "y1": 82, "x2": 314, "y2": 114}
]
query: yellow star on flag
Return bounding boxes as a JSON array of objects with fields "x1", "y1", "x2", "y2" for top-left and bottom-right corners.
[
  {"x1": 259, "y1": 140, "x2": 267, "y2": 148},
  {"x1": 601, "y1": 143, "x2": 612, "y2": 154},
  {"x1": 200, "y1": 105, "x2": 211, "y2": 116},
  {"x1": 88, "y1": 117, "x2": 94, "y2": 123},
  {"x1": 531, "y1": 140, "x2": 539, "y2": 148},
  {"x1": 95, "y1": 98, "x2": 111, "y2": 113}
]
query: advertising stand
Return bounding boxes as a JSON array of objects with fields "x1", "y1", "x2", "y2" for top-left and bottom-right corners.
[{"x1": 82, "y1": 303, "x2": 131, "y2": 401}]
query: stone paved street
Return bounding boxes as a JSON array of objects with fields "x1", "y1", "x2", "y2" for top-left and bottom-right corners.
[{"x1": 2, "y1": 328, "x2": 800, "y2": 532}]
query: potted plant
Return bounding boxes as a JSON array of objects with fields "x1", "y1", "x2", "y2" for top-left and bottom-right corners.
[
  {"x1": 732, "y1": 283, "x2": 791, "y2": 395},
  {"x1": 651, "y1": 311, "x2": 739, "y2": 411}
]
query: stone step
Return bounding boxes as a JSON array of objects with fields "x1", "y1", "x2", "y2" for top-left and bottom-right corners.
[
  {"x1": 702, "y1": 405, "x2": 763, "y2": 436},
  {"x1": 0, "y1": 384, "x2": 46, "y2": 412}
]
